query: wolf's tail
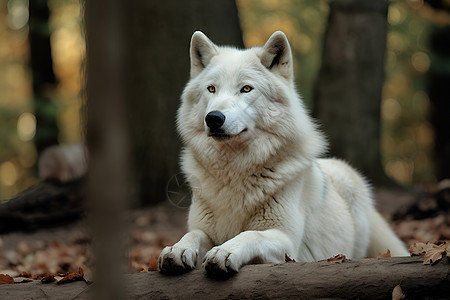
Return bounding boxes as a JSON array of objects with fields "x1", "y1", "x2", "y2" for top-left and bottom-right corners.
[{"x1": 367, "y1": 210, "x2": 410, "y2": 257}]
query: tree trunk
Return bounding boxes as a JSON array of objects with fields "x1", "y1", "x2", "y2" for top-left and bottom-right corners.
[
  {"x1": 428, "y1": 26, "x2": 450, "y2": 181},
  {"x1": 122, "y1": 0, "x2": 243, "y2": 206},
  {"x1": 1, "y1": 257, "x2": 449, "y2": 299},
  {"x1": 28, "y1": 0, "x2": 59, "y2": 156},
  {"x1": 85, "y1": 1, "x2": 131, "y2": 298},
  {"x1": 313, "y1": 0, "x2": 390, "y2": 185}
]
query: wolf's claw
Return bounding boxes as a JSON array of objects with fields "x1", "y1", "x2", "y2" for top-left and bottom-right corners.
[
  {"x1": 202, "y1": 247, "x2": 239, "y2": 279},
  {"x1": 158, "y1": 246, "x2": 197, "y2": 275}
]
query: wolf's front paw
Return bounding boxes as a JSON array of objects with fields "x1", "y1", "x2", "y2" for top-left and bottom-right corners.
[
  {"x1": 158, "y1": 246, "x2": 197, "y2": 275},
  {"x1": 202, "y1": 247, "x2": 239, "y2": 279}
]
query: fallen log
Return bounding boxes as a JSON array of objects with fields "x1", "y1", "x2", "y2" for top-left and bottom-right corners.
[{"x1": 1, "y1": 256, "x2": 449, "y2": 299}]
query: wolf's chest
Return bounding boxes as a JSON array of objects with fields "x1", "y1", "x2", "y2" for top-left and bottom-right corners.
[
  {"x1": 209, "y1": 211, "x2": 248, "y2": 245},
  {"x1": 194, "y1": 186, "x2": 258, "y2": 244}
]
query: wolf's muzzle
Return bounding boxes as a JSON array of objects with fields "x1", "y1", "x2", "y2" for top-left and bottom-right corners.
[{"x1": 205, "y1": 111, "x2": 226, "y2": 130}]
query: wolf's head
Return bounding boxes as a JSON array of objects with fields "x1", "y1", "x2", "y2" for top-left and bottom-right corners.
[{"x1": 178, "y1": 31, "x2": 325, "y2": 169}]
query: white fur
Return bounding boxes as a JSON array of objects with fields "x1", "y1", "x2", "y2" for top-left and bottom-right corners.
[{"x1": 159, "y1": 31, "x2": 409, "y2": 277}]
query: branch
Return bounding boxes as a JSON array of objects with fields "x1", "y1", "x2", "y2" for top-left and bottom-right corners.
[{"x1": 1, "y1": 257, "x2": 449, "y2": 299}]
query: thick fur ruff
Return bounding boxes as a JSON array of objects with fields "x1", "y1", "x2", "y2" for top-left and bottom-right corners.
[{"x1": 159, "y1": 31, "x2": 409, "y2": 278}]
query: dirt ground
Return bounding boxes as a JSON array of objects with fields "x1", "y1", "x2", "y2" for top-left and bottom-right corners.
[{"x1": 0, "y1": 187, "x2": 449, "y2": 283}]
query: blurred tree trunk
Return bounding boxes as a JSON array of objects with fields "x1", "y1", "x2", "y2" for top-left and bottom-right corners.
[
  {"x1": 426, "y1": 6, "x2": 450, "y2": 181},
  {"x1": 123, "y1": 1, "x2": 243, "y2": 206},
  {"x1": 28, "y1": 0, "x2": 59, "y2": 156},
  {"x1": 85, "y1": 0, "x2": 130, "y2": 298},
  {"x1": 313, "y1": 0, "x2": 391, "y2": 185}
]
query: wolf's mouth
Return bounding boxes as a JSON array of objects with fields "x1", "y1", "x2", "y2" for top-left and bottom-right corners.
[{"x1": 208, "y1": 128, "x2": 248, "y2": 140}]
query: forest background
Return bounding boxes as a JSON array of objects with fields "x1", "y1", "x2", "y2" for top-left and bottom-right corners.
[{"x1": 0, "y1": 0, "x2": 449, "y2": 203}]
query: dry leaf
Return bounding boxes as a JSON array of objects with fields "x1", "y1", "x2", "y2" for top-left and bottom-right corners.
[
  {"x1": 18, "y1": 272, "x2": 33, "y2": 278},
  {"x1": 13, "y1": 277, "x2": 33, "y2": 283},
  {"x1": 392, "y1": 284, "x2": 405, "y2": 300},
  {"x1": 409, "y1": 242, "x2": 428, "y2": 256},
  {"x1": 285, "y1": 254, "x2": 296, "y2": 263},
  {"x1": 327, "y1": 254, "x2": 346, "y2": 264},
  {"x1": 148, "y1": 256, "x2": 158, "y2": 271},
  {"x1": 423, "y1": 244, "x2": 446, "y2": 265},
  {"x1": 409, "y1": 242, "x2": 448, "y2": 265},
  {"x1": 41, "y1": 274, "x2": 56, "y2": 284},
  {"x1": 378, "y1": 249, "x2": 391, "y2": 258},
  {"x1": 0, "y1": 274, "x2": 14, "y2": 284},
  {"x1": 56, "y1": 268, "x2": 85, "y2": 284}
]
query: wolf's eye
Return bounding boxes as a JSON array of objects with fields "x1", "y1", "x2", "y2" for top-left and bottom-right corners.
[
  {"x1": 240, "y1": 85, "x2": 253, "y2": 93},
  {"x1": 207, "y1": 85, "x2": 216, "y2": 93}
]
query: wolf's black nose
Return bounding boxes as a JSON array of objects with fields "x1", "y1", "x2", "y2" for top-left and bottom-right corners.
[{"x1": 205, "y1": 111, "x2": 225, "y2": 130}]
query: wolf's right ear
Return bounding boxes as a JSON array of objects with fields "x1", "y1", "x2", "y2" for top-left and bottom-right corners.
[
  {"x1": 190, "y1": 31, "x2": 218, "y2": 78},
  {"x1": 259, "y1": 31, "x2": 293, "y2": 81}
]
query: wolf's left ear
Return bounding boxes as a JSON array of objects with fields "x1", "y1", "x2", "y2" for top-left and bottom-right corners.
[
  {"x1": 259, "y1": 31, "x2": 293, "y2": 81},
  {"x1": 190, "y1": 31, "x2": 219, "y2": 78}
]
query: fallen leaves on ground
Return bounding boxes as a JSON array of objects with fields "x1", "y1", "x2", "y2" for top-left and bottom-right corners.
[
  {"x1": 327, "y1": 254, "x2": 346, "y2": 264},
  {"x1": 392, "y1": 284, "x2": 405, "y2": 300},
  {"x1": 393, "y1": 215, "x2": 450, "y2": 246},
  {"x1": 0, "y1": 274, "x2": 14, "y2": 284},
  {"x1": 0, "y1": 209, "x2": 185, "y2": 284},
  {"x1": 0, "y1": 237, "x2": 91, "y2": 282},
  {"x1": 409, "y1": 241, "x2": 449, "y2": 265}
]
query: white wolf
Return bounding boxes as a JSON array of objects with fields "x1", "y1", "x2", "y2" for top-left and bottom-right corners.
[{"x1": 159, "y1": 31, "x2": 409, "y2": 278}]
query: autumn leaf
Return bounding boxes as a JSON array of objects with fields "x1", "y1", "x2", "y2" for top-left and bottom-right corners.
[
  {"x1": 18, "y1": 272, "x2": 33, "y2": 278},
  {"x1": 41, "y1": 274, "x2": 56, "y2": 284},
  {"x1": 423, "y1": 244, "x2": 446, "y2": 265},
  {"x1": 13, "y1": 277, "x2": 33, "y2": 283},
  {"x1": 148, "y1": 256, "x2": 158, "y2": 271},
  {"x1": 409, "y1": 241, "x2": 448, "y2": 265},
  {"x1": 409, "y1": 242, "x2": 428, "y2": 256},
  {"x1": 327, "y1": 254, "x2": 346, "y2": 264},
  {"x1": 56, "y1": 267, "x2": 85, "y2": 284},
  {"x1": 392, "y1": 284, "x2": 405, "y2": 300},
  {"x1": 0, "y1": 274, "x2": 14, "y2": 284},
  {"x1": 378, "y1": 249, "x2": 391, "y2": 258},
  {"x1": 285, "y1": 253, "x2": 296, "y2": 263}
]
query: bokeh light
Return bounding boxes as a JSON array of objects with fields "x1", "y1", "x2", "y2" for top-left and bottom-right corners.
[
  {"x1": 7, "y1": 0, "x2": 29, "y2": 30},
  {"x1": 17, "y1": 112, "x2": 36, "y2": 141},
  {"x1": 0, "y1": 161, "x2": 18, "y2": 186}
]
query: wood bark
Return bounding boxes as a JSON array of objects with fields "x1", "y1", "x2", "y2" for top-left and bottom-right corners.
[
  {"x1": 1, "y1": 257, "x2": 449, "y2": 299},
  {"x1": 313, "y1": 0, "x2": 390, "y2": 185},
  {"x1": 0, "y1": 179, "x2": 83, "y2": 234}
]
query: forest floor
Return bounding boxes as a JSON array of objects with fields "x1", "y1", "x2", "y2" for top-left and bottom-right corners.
[{"x1": 0, "y1": 187, "x2": 449, "y2": 284}]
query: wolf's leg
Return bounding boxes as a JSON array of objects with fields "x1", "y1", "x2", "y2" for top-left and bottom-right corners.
[
  {"x1": 159, "y1": 229, "x2": 213, "y2": 275},
  {"x1": 202, "y1": 229, "x2": 294, "y2": 278}
]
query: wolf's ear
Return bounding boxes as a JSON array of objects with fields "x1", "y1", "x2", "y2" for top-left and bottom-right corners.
[
  {"x1": 259, "y1": 31, "x2": 293, "y2": 81},
  {"x1": 190, "y1": 31, "x2": 219, "y2": 78}
]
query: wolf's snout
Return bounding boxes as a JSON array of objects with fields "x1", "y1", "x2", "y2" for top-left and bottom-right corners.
[{"x1": 205, "y1": 111, "x2": 226, "y2": 130}]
